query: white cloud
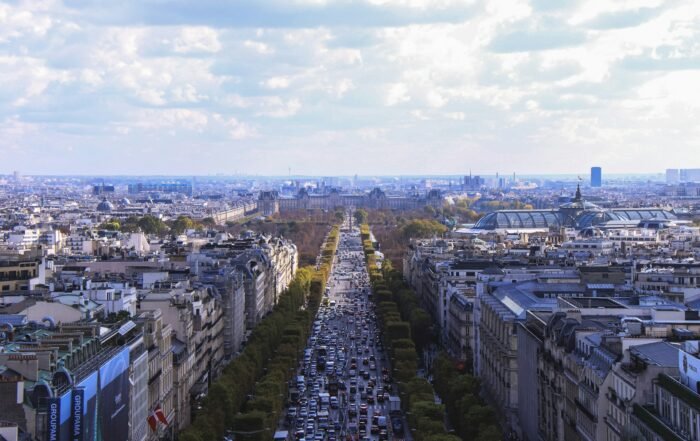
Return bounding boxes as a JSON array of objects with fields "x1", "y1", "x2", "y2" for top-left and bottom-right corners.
[
  {"x1": 135, "y1": 108, "x2": 209, "y2": 132},
  {"x1": 261, "y1": 76, "x2": 291, "y2": 89},
  {"x1": 1, "y1": 0, "x2": 699, "y2": 174},
  {"x1": 226, "y1": 117, "x2": 257, "y2": 139},
  {"x1": 257, "y1": 98, "x2": 302, "y2": 118},
  {"x1": 173, "y1": 27, "x2": 221, "y2": 53},
  {"x1": 385, "y1": 83, "x2": 410, "y2": 106},
  {"x1": 243, "y1": 40, "x2": 274, "y2": 55}
]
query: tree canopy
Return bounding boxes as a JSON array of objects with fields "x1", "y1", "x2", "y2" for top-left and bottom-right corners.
[
  {"x1": 400, "y1": 219, "x2": 447, "y2": 240},
  {"x1": 353, "y1": 208, "x2": 369, "y2": 225}
]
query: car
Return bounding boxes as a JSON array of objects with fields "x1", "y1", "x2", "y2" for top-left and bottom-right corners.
[
  {"x1": 391, "y1": 418, "x2": 404, "y2": 437},
  {"x1": 359, "y1": 404, "x2": 368, "y2": 415}
]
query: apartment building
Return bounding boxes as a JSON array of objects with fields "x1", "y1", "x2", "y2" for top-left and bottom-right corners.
[
  {"x1": 629, "y1": 341, "x2": 700, "y2": 440},
  {"x1": 0, "y1": 259, "x2": 42, "y2": 292}
]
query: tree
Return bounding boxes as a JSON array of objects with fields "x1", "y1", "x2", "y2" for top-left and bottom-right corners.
[
  {"x1": 400, "y1": 219, "x2": 447, "y2": 240},
  {"x1": 424, "y1": 435, "x2": 462, "y2": 441},
  {"x1": 99, "y1": 220, "x2": 121, "y2": 231},
  {"x1": 138, "y1": 215, "x2": 169, "y2": 235},
  {"x1": 120, "y1": 216, "x2": 141, "y2": 233},
  {"x1": 172, "y1": 215, "x2": 198, "y2": 234},
  {"x1": 386, "y1": 321, "x2": 411, "y2": 341},
  {"x1": 354, "y1": 209, "x2": 369, "y2": 225},
  {"x1": 475, "y1": 425, "x2": 502, "y2": 441},
  {"x1": 200, "y1": 217, "x2": 217, "y2": 228},
  {"x1": 410, "y1": 308, "x2": 434, "y2": 350}
]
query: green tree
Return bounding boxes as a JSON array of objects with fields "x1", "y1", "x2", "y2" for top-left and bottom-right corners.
[
  {"x1": 120, "y1": 216, "x2": 141, "y2": 233},
  {"x1": 400, "y1": 219, "x2": 447, "y2": 240},
  {"x1": 409, "y1": 308, "x2": 434, "y2": 350},
  {"x1": 386, "y1": 321, "x2": 411, "y2": 341},
  {"x1": 354, "y1": 209, "x2": 369, "y2": 225},
  {"x1": 475, "y1": 425, "x2": 502, "y2": 441},
  {"x1": 99, "y1": 220, "x2": 121, "y2": 231},
  {"x1": 200, "y1": 217, "x2": 217, "y2": 228},
  {"x1": 172, "y1": 215, "x2": 198, "y2": 234},
  {"x1": 138, "y1": 215, "x2": 169, "y2": 235}
]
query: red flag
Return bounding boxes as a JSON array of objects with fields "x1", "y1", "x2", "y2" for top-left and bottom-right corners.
[
  {"x1": 147, "y1": 412, "x2": 158, "y2": 432},
  {"x1": 155, "y1": 405, "x2": 168, "y2": 426}
]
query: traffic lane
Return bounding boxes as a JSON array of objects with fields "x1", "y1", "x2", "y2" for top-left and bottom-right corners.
[{"x1": 327, "y1": 234, "x2": 389, "y2": 439}]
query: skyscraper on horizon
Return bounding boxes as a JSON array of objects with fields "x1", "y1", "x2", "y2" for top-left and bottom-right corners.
[
  {"x1": 667, "y1": 169, "x2": 680, "y2": 184},
  {"x1": 591, "y1": 167, "x2": 602, "y2": 187}
]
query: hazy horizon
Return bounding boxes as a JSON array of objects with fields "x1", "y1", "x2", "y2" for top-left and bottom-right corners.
[{"x1": 2, "y1": 171, "x2": 669, "y2": 180}]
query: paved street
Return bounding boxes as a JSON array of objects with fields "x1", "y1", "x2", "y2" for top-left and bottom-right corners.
[{"x1": 277, "y1": 215, "x2": 409, "y2": 441}]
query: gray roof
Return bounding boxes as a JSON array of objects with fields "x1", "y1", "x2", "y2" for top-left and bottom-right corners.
[
  {"x1": 491, "y1": 282, "x2": 559, "y2": 319},
  {"x1": 473, "y1": 206, "x2": 676, "y2": 231},
  {"x1": 630, "y1": 341, "x2": 680, "y2": 367},
  {"x1": 0, "y1": 314, "x2": 29, "y2": 327}
]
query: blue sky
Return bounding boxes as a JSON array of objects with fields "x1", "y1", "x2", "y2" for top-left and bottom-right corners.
[{"x1": 1, "y1": 0, "x2": 699, "y2": 176}]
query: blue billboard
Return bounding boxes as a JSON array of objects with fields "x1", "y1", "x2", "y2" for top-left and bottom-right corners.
[
  {"x1": 75, "y1": 371, "x2": 98, "y2": 441},
  {"x1": 71, "y1": 388, "x2": 84, "y2": 441},
  {"x1": 59, "y1": 391, "x2": 72, "y2": 440},
  {"x1": 46, "y1": 397, "x2": 60, "y2": 441}
]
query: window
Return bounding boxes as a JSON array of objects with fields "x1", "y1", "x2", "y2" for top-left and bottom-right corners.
[{"x1": 679, "y1": 403, "x2": 690, "y2": 434}]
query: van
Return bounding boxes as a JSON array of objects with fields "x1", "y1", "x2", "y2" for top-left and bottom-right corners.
[
  {"x1": 319, "y1": 392, "x2": 330, "y2": 407},
  {"x1": 273, "y1": 430, "x2": 290, "y2": 441}
]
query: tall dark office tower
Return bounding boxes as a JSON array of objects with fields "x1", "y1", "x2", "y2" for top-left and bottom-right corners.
[{"x1": 591, "y1": 167, "x2": 602, "y2": 187}]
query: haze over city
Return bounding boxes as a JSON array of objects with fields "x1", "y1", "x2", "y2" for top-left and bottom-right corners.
[
  {"x1": 4, "y1": 3, "x2": 700, "y2": 441},
  {"x1": 2, "y1": 0, "x2": 700, "y2": 175}
]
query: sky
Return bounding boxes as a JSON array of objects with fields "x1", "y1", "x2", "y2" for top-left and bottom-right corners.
[{"x1": 1, "y1": 0, "x2": 699, "y2": 176}]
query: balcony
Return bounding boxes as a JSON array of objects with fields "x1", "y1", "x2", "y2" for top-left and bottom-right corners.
[
  {"x1": 632, "y1": 404, "x2": 684, "y2": 441},
  {"x1": 575, "y1": 399, "x2": 597, "y2": 423},
  {"x1": 658, "y1": 374, "x2": 700, "y2": 410}
]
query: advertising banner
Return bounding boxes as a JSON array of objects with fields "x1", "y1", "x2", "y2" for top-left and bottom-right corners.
[
  {"x1": 76, "y1": 371, "x2": 98, "y2": 441},
  {"x1": 680, "y1": 349, "x2": 700, "y2": 393},
  {"x1": 59, "y1": 391, "x2": 73, "y2": 440},
  {"x1": 98, "y1": 348, "x2": 130, "y2": 441},
  {"x1": 71, "y1": 388, "x2": 84, "y2": 441},
  {"x1": 47, "y1": 397, "x2": 61, "y2": 441}
]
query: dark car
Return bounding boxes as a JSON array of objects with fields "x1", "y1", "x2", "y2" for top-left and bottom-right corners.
[{"x1": 391, "y1": 418, "x2": 404, "y2": 437}]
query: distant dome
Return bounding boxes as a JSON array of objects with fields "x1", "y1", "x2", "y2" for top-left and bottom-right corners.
[
  {"x1": 96, "y1": 198, "x2": 114, "y2": 212},
  {"x1": 120, "y1": 198, "x2": 131, "y2": 205}
]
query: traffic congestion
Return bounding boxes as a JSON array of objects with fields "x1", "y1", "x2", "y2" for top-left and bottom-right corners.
[{"x1": 276, "y1": 215, "x2": 408, "y2": 441}]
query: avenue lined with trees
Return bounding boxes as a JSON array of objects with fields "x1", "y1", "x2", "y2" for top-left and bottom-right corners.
[
  {"x1": 361, "y1": 223, "x2": 501, "y2": 441},
  {"x1": 179, "y1": 226, "x2": 340, "y2": 441}
]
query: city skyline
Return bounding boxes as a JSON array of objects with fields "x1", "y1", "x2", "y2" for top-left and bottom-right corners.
[{"x1": 2, "y1": 0, "x2": 700, "y2": 175}]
